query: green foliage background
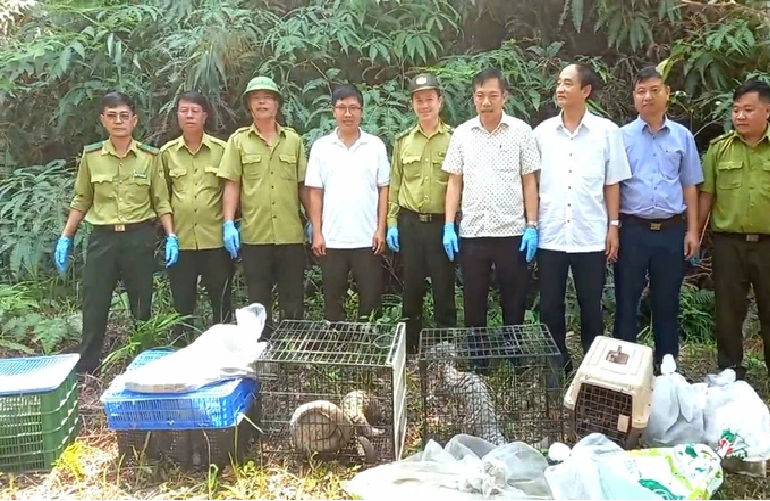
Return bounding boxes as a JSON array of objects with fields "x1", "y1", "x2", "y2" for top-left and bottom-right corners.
[{"x1": 0, "y1": 0, "x2": 767, "y2": 354}]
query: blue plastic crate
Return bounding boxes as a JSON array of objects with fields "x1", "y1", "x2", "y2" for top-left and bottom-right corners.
[{"x1": 100, "y1": 349, "x2": 259, "y2": 430}]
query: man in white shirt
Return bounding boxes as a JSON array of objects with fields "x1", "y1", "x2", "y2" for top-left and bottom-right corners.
[
  {"x1": 442, "y1": 68, "x2": 540, "y2": 363},
  {"x1": 305, "y1": 84, "x2": 390, "y2": 321},
  {"x1": 534, "y1": 63, "x2": 632, "y2": 375}
]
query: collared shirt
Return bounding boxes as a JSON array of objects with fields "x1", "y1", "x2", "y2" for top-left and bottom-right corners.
[
  {"x1": 701, "y1": 127, "x2": 770, "y2": 234},
  {"x1": 160, "y1": 133, "x2": 227, "y2": 250},
  {"x1": 441, "y1": 113, "x2": 540, "y2": 238},
  {"x1": 386, "y1": 121, "x2": 453, "y2": 226},
  {"x1": 70, "y1": 139, "x2": 172, "y2": 225},
  {"x1": 534, "y1": 111, "x2": 632, "y2": 253},
  {"x1": 304, "y1": 129, "x2": 390, "y2": 249},
  {"x1": 619, "y1": 116, "x2": 703, "y2": 219},
  {"x1": 217, "y1": 124, "x2": 307, "y2": 245}
]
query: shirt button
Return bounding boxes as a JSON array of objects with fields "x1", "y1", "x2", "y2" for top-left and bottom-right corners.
[
  {"x1": 569, "y1": 153, "x2": 573, "y2": 157},
  {"x1": 568, "y1": 186, "x2": 571, "y2": 189},
  {"x1": 569, "y1": 170, "x2": 572, "y2": 174},
  {"x1": 653, "y1": 153, "x2": 657, "y2": 157}
]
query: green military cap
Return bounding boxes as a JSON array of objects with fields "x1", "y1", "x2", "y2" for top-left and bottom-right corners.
[
  {"x1": 242, "y1": 76, "x2": 280, "y2": 107},
  {"x1": 409, "y1": 73, "x2": 441, "y2": 94}
]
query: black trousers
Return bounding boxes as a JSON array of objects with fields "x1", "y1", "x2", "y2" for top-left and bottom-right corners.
[
  {"x1": 320, "y1": 248, "x2": 383, "y2": 322},
  {"x1": 538, "y1": 249, "x2": 606, "y2": 374},
  {"x1": 241, "y1": 243, "x2": 305, "y2": 338},
  {"x1": 613, "y1": 214, "x2": 686, "y2": 365},
  {"x1": 167, "y1": 248, "x2": 234, "y2": 345},
  {"x1": 78, "y1": 221, "x2": 156, "y2": 373},
  {"x1": 712, "y1": 232, "x2": 770, "y2": 380},
  {"x1": 459, "y1": 236, "x2": 529, "y2": 327},
  {"x1": 398, "y1": 210, "x2": 457, "y2": 353}
]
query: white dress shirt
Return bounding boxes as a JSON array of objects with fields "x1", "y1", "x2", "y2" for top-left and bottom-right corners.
[
  {"x1": 304, "y1": 129, "x2": 390, "y2": 249},
  {"x1": 441, "y1": 113, "x2": 540, "y2": 238},
  {"x1": 534, "y1": 111, "x2": 632, "y2": 253}
]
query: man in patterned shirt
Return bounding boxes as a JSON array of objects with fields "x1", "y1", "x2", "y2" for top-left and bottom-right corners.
[{"x1": 442, "y1": 68, "x2": 540, "y2": 359}]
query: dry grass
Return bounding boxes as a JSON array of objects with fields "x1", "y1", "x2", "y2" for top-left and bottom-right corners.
[{"x1": 2, "y1": 333, "x2": 770, "y2": 499}]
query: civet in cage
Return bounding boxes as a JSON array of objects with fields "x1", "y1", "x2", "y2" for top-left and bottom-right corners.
[{"x1": 419, "y1": 325, "x2": 565, "y2": 449}]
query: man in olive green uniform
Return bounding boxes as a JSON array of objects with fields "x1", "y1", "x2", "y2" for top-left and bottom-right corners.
[
  {"x1": 386, "y1": 73, "x2": 457, "y2": 353},
  {"x1": 160, "y1": 90, "x2": 233, "y2": 345},
  {"x1": 55, "y1": 91, "x2": 176, "y2": 374},
  {"x1": 218, "y1": 77, "x2": 309, "y2": 338},
  {"x1": 698, "y1": 80, "x2": 770, "y2": 379}
]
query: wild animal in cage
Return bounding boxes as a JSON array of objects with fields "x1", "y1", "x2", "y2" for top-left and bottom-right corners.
[
  {"x1": 419, "y1": 325, "x2": 565, "y2": 449},
  {"x1": 254, "y1": 320, "x2": 407, "y2": 465}
]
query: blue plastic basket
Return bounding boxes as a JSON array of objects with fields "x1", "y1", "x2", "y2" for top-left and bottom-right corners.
[{"x1": 100, "y1": 349, "x2": 259, "y2": 430}]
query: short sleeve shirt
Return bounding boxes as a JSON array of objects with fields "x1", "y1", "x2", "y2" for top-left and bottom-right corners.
[
  {"x1": 534, "y1": 112, "x2": 632, "y2": 252},
  {"x1": 217, "y1": 125, "x2": 307, "y2": 245},
  {"x1": 304, "y1": 129, "x2": 390, "y2": 249},
  {"x1": 441, "y1": 113, "x2": 540, "y2": 238},
  {"x1": 70, "y1": 139, "x2": 172, "y2": 225}
]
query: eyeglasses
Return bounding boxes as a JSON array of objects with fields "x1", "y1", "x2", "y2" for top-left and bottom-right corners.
[
  {"x1": 333, "y1": 105, "x2": 363, "y2": 114},
  {"x1": 104, "y1": 112, "x2": 133, "y2": 122},
  {"x1": 634, "y1": 88, "x2": 664, "y2": 98}
]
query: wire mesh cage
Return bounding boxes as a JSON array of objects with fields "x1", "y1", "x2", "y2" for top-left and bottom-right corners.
[
  {"x1": 418, "y1": 324, "x2": 565, "y2": 450},
  {"x1": 254, "y1": 320, "x2": 407, "y2": 466}
]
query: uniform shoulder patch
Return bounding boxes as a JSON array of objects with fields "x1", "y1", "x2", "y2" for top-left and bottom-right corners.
[
  {"x1": 709, "y1": 131, "x2": 734, "y2": 146},
  {"x1": 137, "y1": 142, "x2": 159, "y2": 155},
  {"x1": 209, "y1": 136, "x2": 227, "y2": 148},
  {"x1": 83, "y1": 141, "x2": 104, "y2": 153},
  {"x1": 395, "y1": 126, "x2": 415, "y2": 140},
  {"x1": 445, "y1": 124, "x2": 455, "y2": 134},
  {"x1": 233, "y1": 126, "x2": 251, "y2": 136}
]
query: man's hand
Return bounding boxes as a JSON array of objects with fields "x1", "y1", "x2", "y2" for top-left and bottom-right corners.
[
  {"x1": 519, "y1": 226, "x2": 538, "y2": 263},
  {"x1": 386, "y1": 226, "x2": 399, "y2": 252},
  {"x1": 223, "y1": 220, "x2": 240, "y2": 259},
  {"x1": 684, "y1": 230, "x2": 700, "y2": 260},
  {"x1": 606, "y1": 226, "x2": 619, "y2": 263},
  {"x1": 373, "y1": 228, "x2": 386, "y2": 255},
  {"x1": 54, "y1": 236, "x2": 71, "y2": 274},
  {"x1": 165, "y1": 234, "x2": 179, "y2": 267},
  {"x1": 312, "y1": 228, "x2": 326, "y2": 257},
  {"x1": 442, "y1": 223, "x2": 459, "y2": 261}
]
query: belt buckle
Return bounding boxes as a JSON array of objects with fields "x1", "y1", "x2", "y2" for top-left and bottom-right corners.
[
  {"x1": 114, "y1": 224, "x2": 126, "y2": 232},
  {"x1": 650, "y1": 222, "x2": 661, "y2": 231},
  {"x1": 419, "y1": 214, "x2": 431, "y2": 223},
  {"x1": 746, "y1": 234, "x2": 759, "y2": 242}
]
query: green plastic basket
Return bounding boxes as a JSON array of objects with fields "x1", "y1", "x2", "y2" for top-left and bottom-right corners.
[{"x1": 0, "y1": 354, "x2": 80, "y2": 473}]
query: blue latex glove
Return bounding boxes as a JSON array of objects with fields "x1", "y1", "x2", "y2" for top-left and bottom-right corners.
[
  {"x1": 54, "y1": 236, "x2": 71, "y2": 274},
  {"x1": 165, "y1": 235, "x2": 179, "y2": 267},
  {"x1": 223, "y1": 220, "x2": 240, "y2": 259},
  {"x1": 386, "y1": 226, "x2": 399, "y2": 252},
  {"x1": 442, "y1": 223, "x2": 459, "y2": 261},
  {"x1": 519, "y1": 227, "x2": 538, "y2": 263},
  {"x1": 305, "y1": 222, "x2": 312, "y2": 243},
  {"x1": 689, "y1": 251, "x2": 701, "y2": 266}
]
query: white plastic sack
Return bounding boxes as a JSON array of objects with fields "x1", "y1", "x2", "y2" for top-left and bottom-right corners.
[
  {"x1": 544, "y1": 434, "x2": 723, "y2": 500},
  {"x1": 643, "y1": 355, "x2": 706, "y2": 447},
  {"x1": 643, "y1": 355, "x2": 770, "y2": 467},
  {"x1": 118, "y1": 303, "x2": 269, "y2": 393},
  {"x1": 343, "y1": 434, "x2": 552, "y2": 500}
]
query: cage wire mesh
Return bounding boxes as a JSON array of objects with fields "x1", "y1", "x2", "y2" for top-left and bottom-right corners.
[
  {"x1": 418, "y1": 324, "x2": 565, "y2": 450},
  {"x1": 254, "y1": 320, "x2": 406, "y2": 465}
]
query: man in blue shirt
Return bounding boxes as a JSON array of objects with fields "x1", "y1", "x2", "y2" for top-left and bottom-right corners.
[{"x1": 615, "y1": 66, "x2": 702, "y2": 367}]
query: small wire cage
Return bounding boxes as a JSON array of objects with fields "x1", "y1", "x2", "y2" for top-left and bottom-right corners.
[
  {"x1": 254, "y1": 320, "x2": 407, "y2": 466},
  {"x1": 418, "y1": 324, "x2": 565, "y2": 450}
]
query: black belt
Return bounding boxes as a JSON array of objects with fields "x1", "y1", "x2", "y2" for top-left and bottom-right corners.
[
  {"x1": 714, "y1": 232, "x2": 770, "y2": 242},
  {"x1": 620, "y1": 213, "x2": 684, "y2": 231},
  {"x1": 400, "y1": 209, "x2": 445, "y2": 223},
  {"x1": 92, "y1": 220, "x2": 152, "y2": 233}
]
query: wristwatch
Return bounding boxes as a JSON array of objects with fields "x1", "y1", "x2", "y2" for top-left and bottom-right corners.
[
  {"x1": 609, "y1": 219, "x2": 620, "y2": 227},
  {"x1": 526, "y1": 221, "x2": 538, "y2": 229}
]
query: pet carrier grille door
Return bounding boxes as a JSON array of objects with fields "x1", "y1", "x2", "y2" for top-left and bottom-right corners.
[{"x1": 564, "y1": 336, "x2": 654, "y2": 449}]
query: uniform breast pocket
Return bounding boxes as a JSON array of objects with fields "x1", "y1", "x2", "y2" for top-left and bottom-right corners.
[
  {"x1": 126, "y1": 173, "x2": 151, "y2": 205},
  {"x1": 278, "y1": 153, "x2": 298, "y2": 182},
  {"x1": 432, "y1": 153, "x2": 448, "y2": 185},
  {"x1": 203, "y1": 165, "x2": 222, "y2": 189},
  {"x1": 661, "y1": 148, "x2": 682, "y2": 181},
  {"x1": 717, "y1": 161, "x2": 743, "y2": 190},
  {"x1": 762, "y1": 160, "x2": 770, "y2": 190},
  {"x1": 91, "y1": 171, "x2": 115, "y2": 202},
  {"x1": 402, "y1": 155, "x2": 423, "y2": 182},
  {"x1": 241, "y1": 153, "x2": 263, "y2": 180}
]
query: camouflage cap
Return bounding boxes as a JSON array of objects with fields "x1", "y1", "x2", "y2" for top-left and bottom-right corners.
[
  {"x1": 242, "y1": 76, "x2": 280, "y2": 107},
  {"x1": 409, "y1": 73, "x2": 441, "y2": 94}
]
